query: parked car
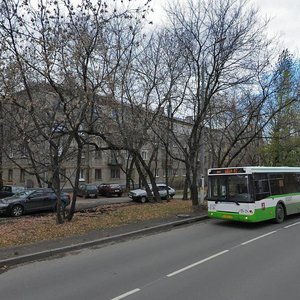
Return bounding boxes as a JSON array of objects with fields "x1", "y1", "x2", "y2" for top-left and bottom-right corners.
[
  {"x1": 0, "y1": 185, "x2": 25, "y2": 199},
  {"x1": 128, "y1": 184, "x2": 176, "y2": 203},
  {"x1": 77, "y1": 184, "x2": 98, "y2": 198},
  {"x1": 0, "y1": 188, "x2": 70, "y2": 217},
  {"x1": 98, "y1": 183, "x2": 123, "y2": 197}
]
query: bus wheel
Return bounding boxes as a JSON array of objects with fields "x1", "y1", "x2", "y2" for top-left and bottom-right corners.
[{"x1": 275, "y1": 203, "x2": 285, "y2": 223}]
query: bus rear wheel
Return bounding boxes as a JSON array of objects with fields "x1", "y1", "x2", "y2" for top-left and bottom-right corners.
[{"x1": 275, "y1": 203, "x2": 285, "y2": 223}]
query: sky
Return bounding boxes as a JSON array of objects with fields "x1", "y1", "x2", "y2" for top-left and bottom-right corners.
[
  {"x1": 150, "y1": 0, "x2": 300, "y2": 56},
  {"x1": 256, "y1": 0, "x2": 300, "y2": 55}
]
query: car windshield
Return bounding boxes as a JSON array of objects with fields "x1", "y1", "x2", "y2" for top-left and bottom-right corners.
[
  {"x1": 148, "y1": 184, "x2": 164, "y2": 189},
  {"x1": 110, "y1": 184, "x2": 120, "y2": 188},
  {"x1": 12, "y1": 187, "x2": 25, "y2": 193},
  {"x1": 209, "y1": 175, "x2": 252, "y2": 203},
  {"x1": 12, "y1": 190, "x2": 32, "y2": 197},
  {"x1": 86, "y1": 185, "x2": 97, "y2": 190}
]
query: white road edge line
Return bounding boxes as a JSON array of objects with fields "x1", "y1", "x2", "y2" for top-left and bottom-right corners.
[
  {"x1": 111, "y1": 288, "x2": 141, "y2": 300},
  {"x1": 241, "y1": 231, "x2": 277, "y2": 246},
  {"x1": 284, "y1": 221, "x2": 300, "y2": 228},
  {"x1": 166, "y1": 250, "x2": 229, "y2": 278}
]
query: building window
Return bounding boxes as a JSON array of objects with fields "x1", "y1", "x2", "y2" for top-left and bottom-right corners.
[
  {"x1": 79, "y1": 169, "x2": 85, "y2": 180},
  {"x1": 111, "y1": 109, "x2": 118, "y2": 118},
  {"x1": 20, "y1": 146, "x2": 27, "y2": 158},
  {"x1": 20, "y1": 169, "x2": 25, "y2": 182},
  {"x1": 60, "y1": 168, "x2": 66, "y2": 181},
  {"x1": 58, "y1": 146, "x2": 63, "y2": 157},
  {"x1": 110, "y1": 151, "x2": 119, "y2": 164},
  {"x1": 123, "y1": 150, "x2": 130, "y2": 160},
  {"x1": 141, "y1": 150, "x2": 148, "y2": 160},
  {"x1": 111, "y1": 167, "x2": 120, "y2": 179},
  {"x1": 8, "y1": 169, "x2": 13, "y2": 182},
  {"x1": 95, "y1": 168, "x2": 102, "y2": 180},
  {"x1": 155, "y1": 169, "x2": 159, "y2": 177},
  {"x1": 8, "y1": 147, "x2": 14, "y2": 158},
  {"x1": 95, "y1": 149, "x2": 102, "y2": 159}
]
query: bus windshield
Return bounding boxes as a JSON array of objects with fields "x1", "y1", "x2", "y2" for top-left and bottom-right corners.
[{"x1": 209, "y1": 175, "x2": 252, "y2": 203}]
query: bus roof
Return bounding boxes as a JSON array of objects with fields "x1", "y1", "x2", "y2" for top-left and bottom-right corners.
[{"x1": 208, "y1": 166, "x2": 300, "y2": 175}]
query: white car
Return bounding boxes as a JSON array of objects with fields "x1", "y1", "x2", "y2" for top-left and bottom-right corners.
[{"x1": 128, "y1": 184, "x2": 176, "y2": 203}]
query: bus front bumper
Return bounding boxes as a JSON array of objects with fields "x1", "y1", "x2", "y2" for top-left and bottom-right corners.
[{"x1": 208, "y1": 211, "x2": 260, "y2": 223}]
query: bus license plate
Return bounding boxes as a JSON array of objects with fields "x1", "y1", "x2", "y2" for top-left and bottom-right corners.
[{"x1": 222, "y1": 214, "x2": 233, "y2": 219}]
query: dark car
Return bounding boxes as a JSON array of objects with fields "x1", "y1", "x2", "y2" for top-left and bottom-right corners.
[
  {"x1": 0, "y1": 185, "x2": 25, "y2": 199},
  {"x1": 0, "y1": 188, "x2": 70, "y2": 217},
  {"x1": 98, "y1": 183, "x2": 123, "y2": 197},
  {"x1": 77, "y1": 184, "x2": 98, "y2": 198}
]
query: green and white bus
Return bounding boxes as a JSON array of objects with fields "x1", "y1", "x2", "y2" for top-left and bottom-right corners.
[{"x1": 207, "y1": 166, "x2": 300, "y2": 223}]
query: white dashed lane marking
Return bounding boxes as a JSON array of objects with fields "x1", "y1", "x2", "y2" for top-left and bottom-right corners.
[
  {"x1": 110, "y1": 288, "x2": 140, "y2": 300},
  {"x1": 166, "y1": 250, "x2": 229, "y2": 277},
  {"x1": 240, "y1": 231, "x2": 277, "y2": 245},
  {"x1": 111, "y1": 221, "x2": 300, "y2": 299}
]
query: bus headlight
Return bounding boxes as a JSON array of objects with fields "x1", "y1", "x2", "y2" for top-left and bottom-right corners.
[
  {"x1": 208, "y1": 204, "x2": 216, "y2": 211},
  {"x1": 239, "y1": 209, "x2": 254, "y2": 215}
]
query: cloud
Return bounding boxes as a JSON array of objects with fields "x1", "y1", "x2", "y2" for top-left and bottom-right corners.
[{"x1": 254, "y1": 0, "x2": 300, "y2": 53}]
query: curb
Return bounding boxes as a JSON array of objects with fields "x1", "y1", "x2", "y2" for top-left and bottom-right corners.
[{"x1": 0, "y1": 215, "x2": 208, "y2": 268}]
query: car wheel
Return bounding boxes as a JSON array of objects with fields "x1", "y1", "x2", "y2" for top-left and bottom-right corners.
[
  {"x1": 140, "y1": 196, "x2": 147, "y2": 203},
  {"x1": 275, "y1": 203, "x2": 285, "y2": 223},
  {"x1": 118, "y1": 193, "x2": 122, "y2": 197},
  {"x1": 11, "y1": 205, "x2": 24, "y2": 217},
  {"x1": 55, "y1": 203, "x2": 65, "y2": 212},
  {"x1": 166, "y1": 194, "x2": 171, "y2": 200}
]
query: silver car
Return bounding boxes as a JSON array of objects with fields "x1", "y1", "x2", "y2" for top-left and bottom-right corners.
[{"x1": 128, "y1": 184, "x2": 175, "y2": 203}]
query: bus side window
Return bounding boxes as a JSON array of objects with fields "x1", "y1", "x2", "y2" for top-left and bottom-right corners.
[
  {"x1": 269, "y1": 179, "x2": 284, "y2": 196},
  {"x1": 284, "y1": 173, "x2": 300, "y2": 193},
  {"x1": 254, "y1": 180, "x2": 270, "y2": 200},
  {"x1": 221, "y1": 185, "x2": 226, "y2": 196}
]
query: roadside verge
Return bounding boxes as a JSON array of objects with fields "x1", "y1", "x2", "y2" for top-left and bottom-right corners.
[{"x1": 0, "y1": 214, "x2": 207, "y2": 268}]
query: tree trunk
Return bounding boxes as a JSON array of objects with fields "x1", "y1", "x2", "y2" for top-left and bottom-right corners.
[
  {"x1": 189, "y1": 154, "x2": 200, "y2": 206},
  {"x1": 134, "y1": 158, "x2": 153, "y2": 199},
  {"x1": 136, "y1": 153, "x2": 161, "y2": 201},
  {"x1": 52, "y1": 149, "x2": 64, "y2": 224},
  {"x1": 0, "y1": 100, "x2": 3, "y2": 189},
  {"x1": 183, "y1": 177, "x2": 189, "y2": 200},
  {"x1": 126, "y1": 157, "x2": 135, "y2": 191},
  {"x1": 67, "y1": 144, "x2": 83, "y2": 222}
]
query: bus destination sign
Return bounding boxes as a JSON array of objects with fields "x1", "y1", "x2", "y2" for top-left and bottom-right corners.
[{"x1": 209, "y1": 168, "x2": 246, "y2": 175}]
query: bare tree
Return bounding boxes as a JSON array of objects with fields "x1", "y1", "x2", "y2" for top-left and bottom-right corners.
[
  {"x1": 85, "y1": 20, "x2": 181, "y2": 201},
  {"x1": 0, "y1": 0, "x2": 151, "y2": 222}
]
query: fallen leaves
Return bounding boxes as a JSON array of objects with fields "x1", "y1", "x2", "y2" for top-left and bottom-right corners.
[{"x1": 0, "y1": 200, "x2": 195, "y2": 248}]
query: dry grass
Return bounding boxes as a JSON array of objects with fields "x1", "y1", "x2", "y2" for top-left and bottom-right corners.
[{"x1": 0, "y1": 200, "x2": 195, "y2": 248}]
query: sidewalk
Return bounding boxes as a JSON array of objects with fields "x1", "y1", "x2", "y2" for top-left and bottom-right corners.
[{"x1": 0, "y1": 204, "x2": 208, "y2": 268}]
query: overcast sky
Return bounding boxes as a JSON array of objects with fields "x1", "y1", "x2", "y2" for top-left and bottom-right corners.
[
  {"x1": 150, "y1": 0, "x2": 300, "y2": 56},
  {"x1": 256, "y1": 0, "x2": 300, "y2": 55}
]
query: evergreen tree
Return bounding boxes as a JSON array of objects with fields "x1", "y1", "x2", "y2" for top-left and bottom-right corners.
[{"x1": 262, "y1": 50, "x2": 300, "y2": 166}]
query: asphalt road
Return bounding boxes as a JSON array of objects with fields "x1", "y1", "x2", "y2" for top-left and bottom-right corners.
[{"x1": 1, "y1": 215, "x2": 300, "y2": 300}]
